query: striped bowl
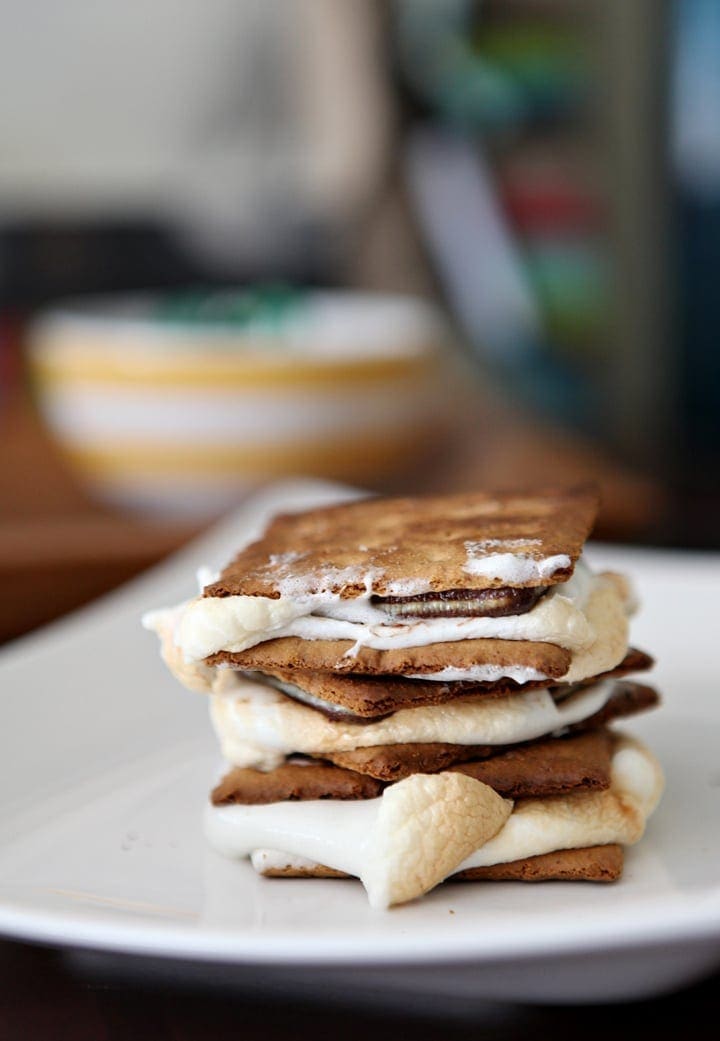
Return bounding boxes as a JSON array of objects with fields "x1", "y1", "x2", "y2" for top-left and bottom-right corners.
[{"x1": 28, "y1": 289, "x2": 448, "y2": 519}]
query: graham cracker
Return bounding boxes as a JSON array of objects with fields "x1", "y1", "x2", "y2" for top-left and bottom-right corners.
[
  {"x1": 210, "y1": 729, "x2": 613, "y2": 805},
  {"x1": 260, "y1": 863, "x2": 350, "y2": 879},
  {"x1": 203, "y1": 487, "x2": 598, "y2": 599},
  {"x1": 245, "y1": 647, "x2": 653, "y2": 719},
  {"x1": 318, "y1": 681, "x2": 659, "y2": 779},
  {"x1": 451, "y1": 844, "x2": 623, "y2": 882},
  {"x1": 259, "y1": 845, "x2": 623, "y2": 882},
  {"x1": 451, "y1": 729, "x2": 613, "y2": 797},
  {"x1": 207, "y1": 636, "x2": 571, "y2": 678},
  {"x1": 211, "y1": 762, "x2": 383, "y2": 805}
]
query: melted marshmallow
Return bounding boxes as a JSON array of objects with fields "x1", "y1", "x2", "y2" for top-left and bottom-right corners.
[
  {"x1": 209, "y1": 771, "x2": 512, "y2": 909},
  {"x1": 145, "y1": 570, "x2": 630, "y2": 696},
  {"x1": 172, "y1": 558, "x2": 596, "y2": 663},
  {"x1": 209, "y1": 677, "x2": 616, "y2": 771},
  {"x1": 463, "y1": 538, "x2": 571, "y2": 583},
  {"x1": 459, "y1": 735, "x2": 663, "y2": 868},
  {"x1": 205, "y1": 735, "x2": 663, "y2": 907},
  {"x1": 408, "y1": 665, "x2": 549, "y2": 683}
]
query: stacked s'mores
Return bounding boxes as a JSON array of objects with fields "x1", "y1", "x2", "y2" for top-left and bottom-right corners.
[{"x1": 145, "y1": 488, "x2": 663, "y2": 909}]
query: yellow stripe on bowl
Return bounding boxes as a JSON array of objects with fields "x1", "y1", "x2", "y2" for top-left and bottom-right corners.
[
  {"x1": 29, "y1": 347, "x2": 435, "y2": 391},
  {"x1": 63, "y1": 430, "x2": 430, "y2": 480}
]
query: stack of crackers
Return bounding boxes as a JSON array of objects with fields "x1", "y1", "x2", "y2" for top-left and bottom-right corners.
[{"x1": 146, "y1": 488, "x2": 663, "y2": 908}]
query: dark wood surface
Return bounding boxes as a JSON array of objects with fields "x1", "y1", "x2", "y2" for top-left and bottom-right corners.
[
  {"x1": 0, "y1": 391, "x2": 199, "y2": 642},
  {"x1": 1, "y1": 937, "x2": 718, "y2": 1040}
]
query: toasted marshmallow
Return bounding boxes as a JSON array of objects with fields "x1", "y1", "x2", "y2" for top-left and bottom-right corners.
[
  {"x1": 208, "y1": 677, "x2": 616, "y2": 771},
  {"x1": 206, "y1": 735, "x2": 662, "y2": 907}
]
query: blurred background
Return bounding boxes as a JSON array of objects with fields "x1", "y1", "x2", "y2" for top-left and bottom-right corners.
[{"x1": 1, "y1": 0, "x2": 718, "y2": 642}]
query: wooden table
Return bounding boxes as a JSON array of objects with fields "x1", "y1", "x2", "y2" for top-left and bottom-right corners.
[{"x1": 0, "y1": 391, "x2": 199, "y2": 642}]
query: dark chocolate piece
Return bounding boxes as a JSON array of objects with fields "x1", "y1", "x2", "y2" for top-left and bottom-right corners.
[{"x1": 374, "y1": 585, "x2": 548, "y2": 620}]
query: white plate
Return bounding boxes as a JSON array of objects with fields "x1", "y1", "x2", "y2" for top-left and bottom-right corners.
[{"x1": 1, "y1": 479, "x2": 719, "y2": 1005}]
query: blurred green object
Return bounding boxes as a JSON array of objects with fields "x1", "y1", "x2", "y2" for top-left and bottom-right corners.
[
  {"x1": 152, "y1": 285, "x2": 308, "y2": 336},
  {"x1": 523, "y1": 241, "x2": 607, "y2": 351},
  {"x1": 395, "y1": 1, "x2": 590, "y2": 130},
  {"x1": 473, "y1": 24, "x2": 589, "y2": 112}
]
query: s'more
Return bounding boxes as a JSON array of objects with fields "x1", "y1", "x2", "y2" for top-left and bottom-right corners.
[{"x1": 145, "y1": 488, "x2": 663, "y2": 909}]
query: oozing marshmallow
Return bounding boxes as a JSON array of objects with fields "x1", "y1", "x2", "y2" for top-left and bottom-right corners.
[
  {"x1": 205, "y1": 735, "x2": 663, "y2": 908},
  {"x1": 146, "y1": 559, "x2": 616, "y2": 667},
  {"x1": 209, "y1": 771, "x2": 512, "y2": 910},
  {"x1": 209, "y1": 676, "x2": 618, "y2": 771},
  {"x1": 462, "y1": 538, "x2": 571, "y2": 583}
]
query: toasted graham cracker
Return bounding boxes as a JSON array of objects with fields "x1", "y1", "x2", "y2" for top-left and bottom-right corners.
[
  {"x1": 210, "y1": 730, "x2": 613, "y2": 806},
  {"x1": 248, "y1": 647, "x2": 653, "y2": 719},
  {"x1": 260, "y1": 862, "x2": 349, "y2": 879},
  {"x1": 318, "y1": 681, "x2": 659, "y2": 779},
  {"x1": 259, "y1": 845, "x2": 623, "y2": 882},
  {"x1": 207, "y1": 636, "x2": 571, "y2": 679},
  {"x1": 451, "y1": 844, "x2": 623, "y2": 882},
  {"x1": 451, "y1": 730, "x2": 612, "y2": 797},
  {"x1": 321, "y1": 741, "x2": 492, "y2": 780},
  {"x1": 211, "y1": 762, "x2": 383, "y2": 805},
  {"x1": 203, "y1": 487, "x2": 598, "y2": 600}
]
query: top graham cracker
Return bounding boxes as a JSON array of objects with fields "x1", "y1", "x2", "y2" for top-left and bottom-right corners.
[{"x1": 203, "y1": 487, "x2": 599, "y2": 600}]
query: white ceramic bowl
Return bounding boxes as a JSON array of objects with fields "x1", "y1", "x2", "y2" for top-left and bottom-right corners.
[{"x1": 28, "y1": 289, "x2": 448, "y2": 519}]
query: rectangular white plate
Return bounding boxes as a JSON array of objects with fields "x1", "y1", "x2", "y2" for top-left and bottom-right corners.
[{"x1": 1, "y1": 478, "x2": 720, "y2": 1005}]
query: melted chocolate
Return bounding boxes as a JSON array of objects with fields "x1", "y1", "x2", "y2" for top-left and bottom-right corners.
[{"x1": 374, "y1": 585, "x2": 548, "y2": 620}]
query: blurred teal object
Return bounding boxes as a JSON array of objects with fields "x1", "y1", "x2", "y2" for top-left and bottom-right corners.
[
  {"x1": 523, "y1": 239, "x2": 606, "y2": 348},
  {"x1": 395, "y1": 0, "x2": 590, "y2": 130},
  {"x1": 152, "y1": 285, "x2": 308, "y2": 334}
]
